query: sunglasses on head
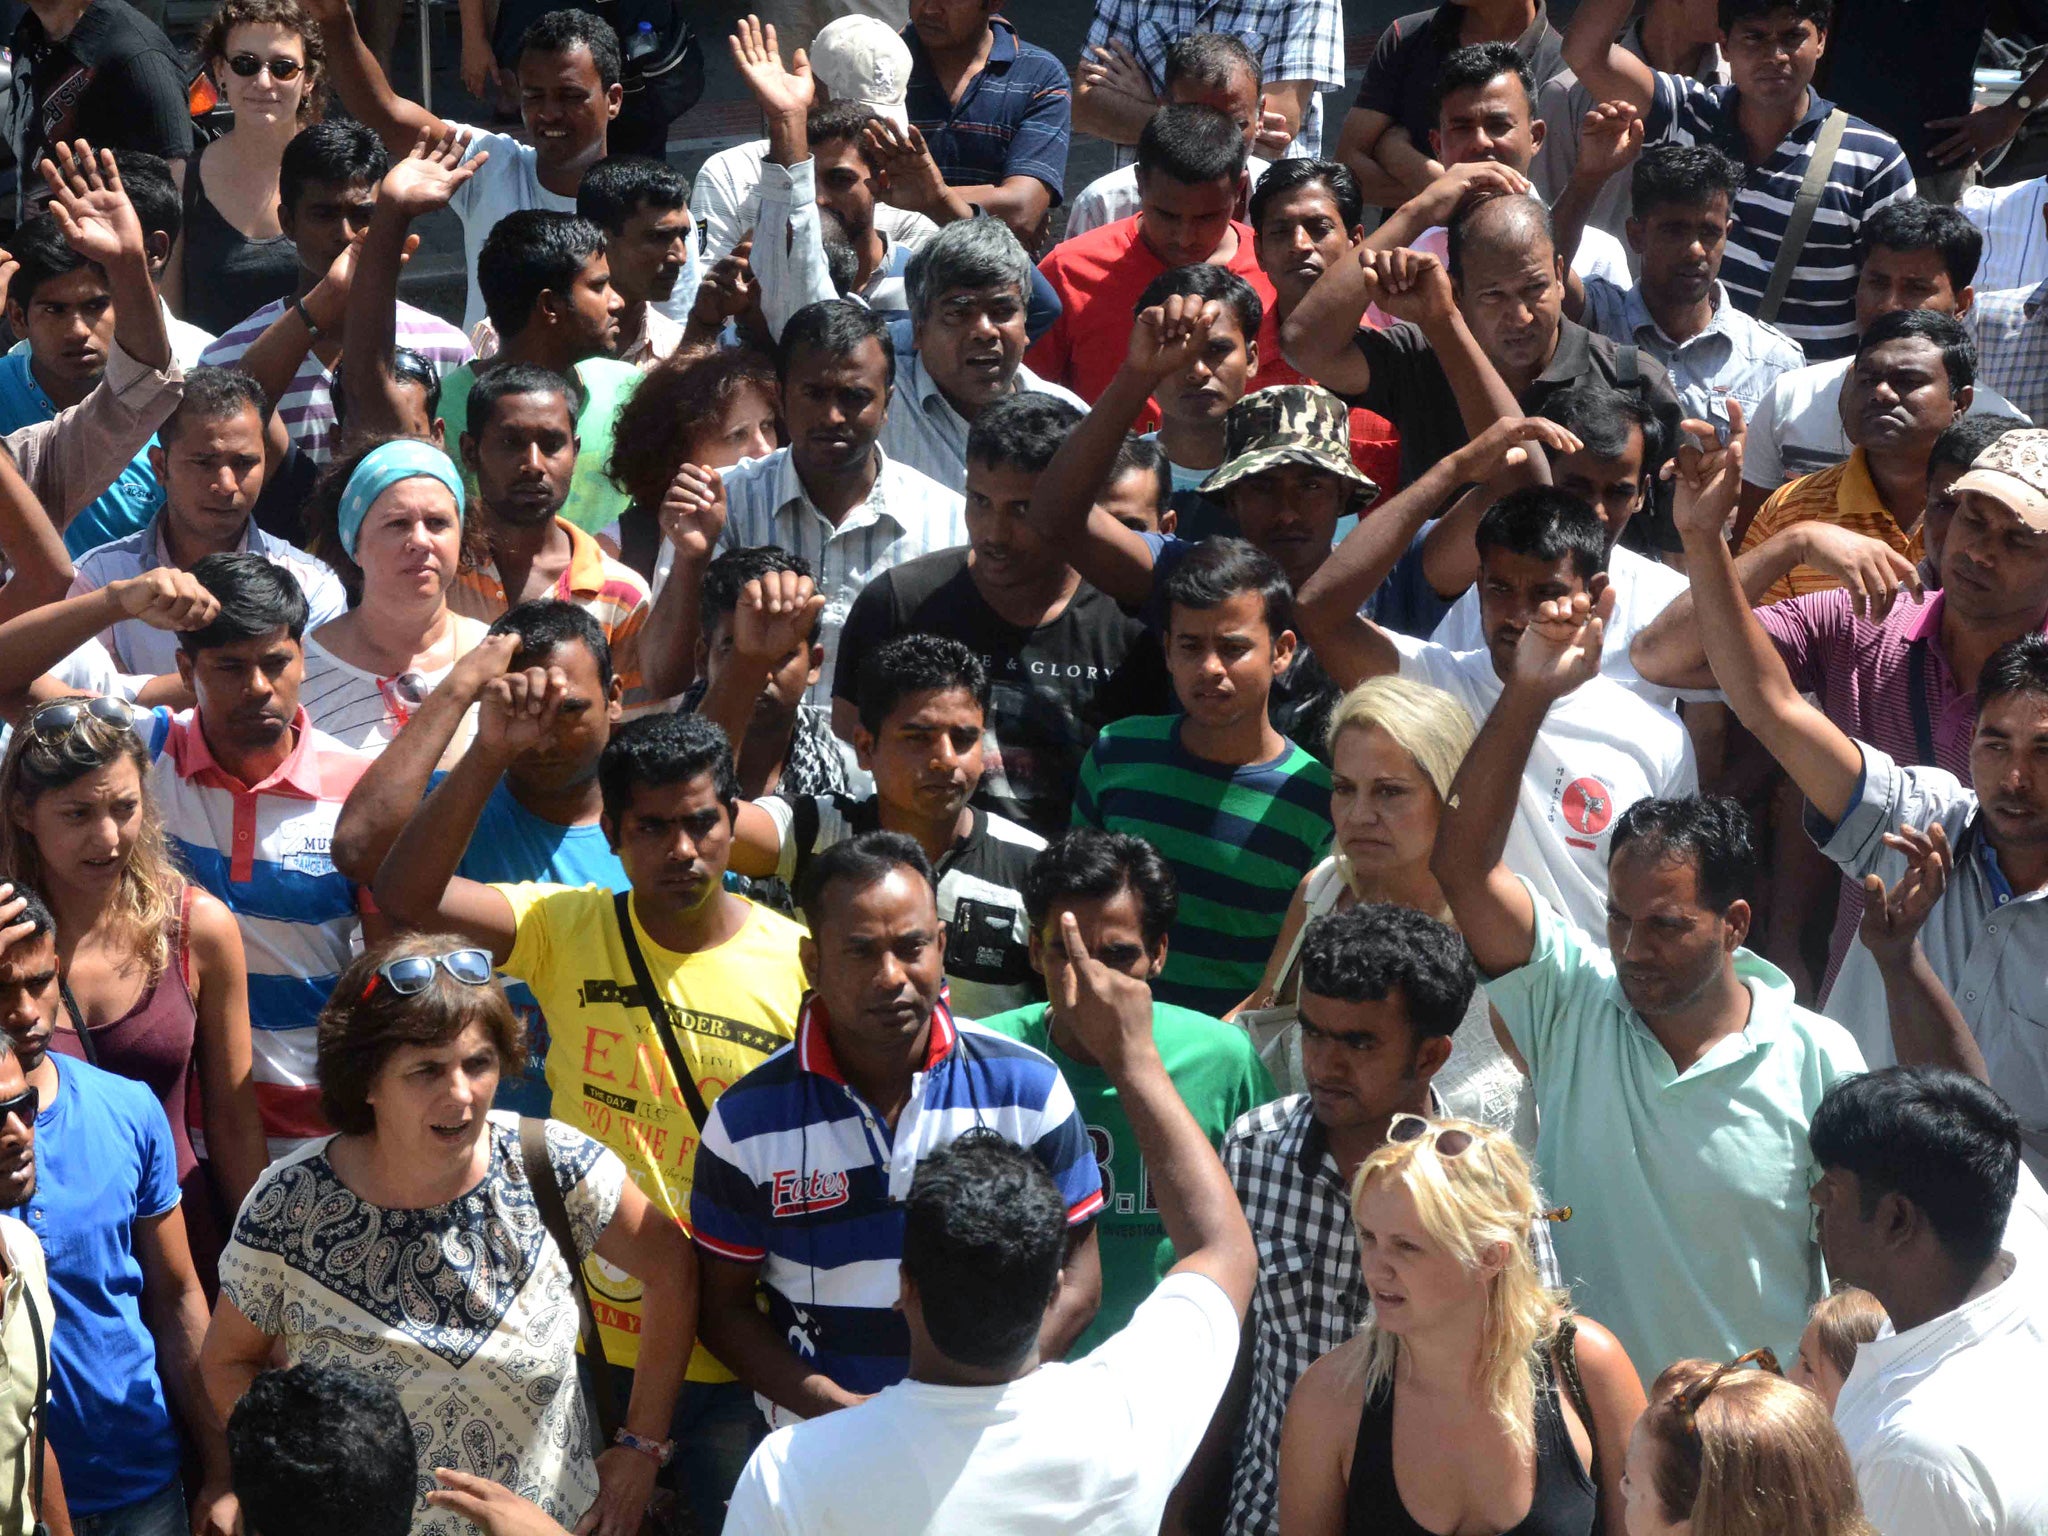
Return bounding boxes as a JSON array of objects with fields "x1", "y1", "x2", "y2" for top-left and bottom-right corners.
[
  {"x1": 28, "y1": 696, "x2": 141, "y2": 744},
  {"x1": 357, "y1": 948, "x2": 496, "y2": 1002},
  {"x1": 227, "y1": 52, "x2": 305, "y2": 79},
  {"x1": 0, "y1": 1086, "x2": 36, "y2": 1130},
  {"x1": 1386, "y1": 1113, "x2": 1573, "y2": 1222}
]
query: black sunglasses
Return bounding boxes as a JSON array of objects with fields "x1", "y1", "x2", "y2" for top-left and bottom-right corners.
[
  {"x1": 0, "y1": 1086, "x2": 38, "y2": 1129},
  {"x1": 227, "y1": 52, "x2": 305, "y2": 79}
]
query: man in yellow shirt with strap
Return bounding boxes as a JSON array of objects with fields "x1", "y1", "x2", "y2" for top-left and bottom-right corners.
[{"x1": 372, "y1": 677, "x2": 805, "y2": 1528}]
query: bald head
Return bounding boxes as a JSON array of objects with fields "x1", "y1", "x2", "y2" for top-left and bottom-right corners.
[
  {"x1": 1446, "y1": 193, "x2": 1565, "y2": 381},
  {"x1": 1448, "y1": 193, "x2": 1556, "y2": 284}
]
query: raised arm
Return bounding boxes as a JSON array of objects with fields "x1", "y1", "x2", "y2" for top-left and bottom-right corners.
[
  {"x1": 1297, "y1": 416, "x2": 1579, "y2": 687},
  {"x1": 1052, "y1": 910, "x2": 1256, "y2": 1313},
  {"x1": 1560, "y1": 0, "x2": 1656, "y2": 113},
  {"x1": 695, "y1": 569, "x2": 823, "y2": 750},
  {"x1": 0, "y1": 571, "x2": 215, "y2": 697},
  {"x1": 637, "y1": 465, "x2": 727, "y2": 703},
  {"x1": 1629, "y1": 522, "x2": 1921, "y2": 689},
  {"x1": 369, "y1": 668, "x2": 576, "y2": 963},
  {"x1": 863, "y1": 121, "x2": 974, "y2": 228},
  {"x1": 1431, "y1": 583, "x2": 1615, "y2": 978},
  {"x1": 1024, "y1": 295, "x2": 1226, "y2": 610},
  {"x1": 1857, "y1": 822, "x2": 1992, "y2": 1081},
  {"x1": 332, "y1": 634, "x2": 518, "y2": 882},
  {"x1": 299, "y1": 0, "x2": 444, "y2": 155},
  {"x1": 1411, "y1": 417, "x2": 1582, "y2": 601},
  {"x1": 344, "y1": 128, "x2": 480, "y2": 437},
  {"x1": 1669, "y1": 407, "x2": 1866, "y2": 826},
  {"x1": 43, "y1": 144, "x2": 170, "y2": 376},
  {"x1": 1552, "y1": 103, "x2": 1643, "y2": 321},
  {"x1": 1362, "y1": 162, "x2": 1533, "y2": 253},
  {"x1": 731, "y1": 18, "x2": 834, "y2": 339}
]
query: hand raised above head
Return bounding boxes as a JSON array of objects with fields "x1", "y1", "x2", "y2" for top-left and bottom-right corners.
[{"x1": 1126, "y1": 293, "x2": 1221, "y2": 382}]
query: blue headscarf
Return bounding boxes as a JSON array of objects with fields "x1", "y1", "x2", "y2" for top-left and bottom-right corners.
[{"x1": 337, "y1": 439, "x2": 466, "y2": 561}]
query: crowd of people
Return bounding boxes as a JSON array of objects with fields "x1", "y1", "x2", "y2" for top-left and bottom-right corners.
[{"x1": 0, "y1": 0, "x2": 2042, "y2": 1531}]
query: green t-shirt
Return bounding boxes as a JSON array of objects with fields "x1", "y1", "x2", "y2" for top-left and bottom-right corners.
[
  {"x1": 438, "y1": 356, "x2": 639, "y2": 534},
  {"x1": 979, "y1": 1000, "x2": 1276, "y2": 1353}
]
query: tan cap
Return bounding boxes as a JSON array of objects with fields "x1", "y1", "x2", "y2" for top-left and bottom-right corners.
[
  {"x1": 1952, "y1": 427, "x2": 2048, "y2": 533},
  {"x1": 811, "y1": 17, "x2": 912, "y2": 129}
]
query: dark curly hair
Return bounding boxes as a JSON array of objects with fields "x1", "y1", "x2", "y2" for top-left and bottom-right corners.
[
  {"x1": 316, "y1": 933, "x2": 526, "y2": 1137},
  {"x1": 606, "y1": 348, "x2": 780, "y2": 509},
  {"x1": 200, "y1": 0, "x2": 327, "y2": 124}
]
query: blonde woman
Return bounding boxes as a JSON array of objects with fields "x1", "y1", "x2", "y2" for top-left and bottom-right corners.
[
  {"x1": 1788, "y1": 1287, "x2": 1888, "y2": 1412},
  {"x1": 0, "y1": 698, "x2": 269, "y2": 1278},
  {"x1": 1623, "y1": 1355, "x2": 1877, "y2": 1536},
  {"x1": 1236, "y1": 677, "x2": 1531, "y2": 1142},
  {"x1": 173, "y1": 0, "x2": 326, "y2": 334},
  {"x1": 1278, "y1": 1116, "x2": 1643, "y2": 1536}
]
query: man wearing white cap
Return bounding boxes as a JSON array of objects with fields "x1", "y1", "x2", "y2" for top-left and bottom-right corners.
[
  {"x1": 1671, "y1": 419, "x2": 2048, "y2": 1185},
  {"x1": 691, "y1": 14, "x2": 943, "y2": 266}
]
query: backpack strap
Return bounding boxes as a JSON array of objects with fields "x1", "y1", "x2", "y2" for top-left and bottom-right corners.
[{"x1": 1759, "y1": 108, "x2": 1850, "y2": 325}]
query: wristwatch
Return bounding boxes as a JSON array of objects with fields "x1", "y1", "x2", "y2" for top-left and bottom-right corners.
[
  {"x1": 291, "y1": 294, "x2": 323, "y2": 339},
  {"x1": 613, "y1": 1428, "x2": 676, "y2": 1467}
]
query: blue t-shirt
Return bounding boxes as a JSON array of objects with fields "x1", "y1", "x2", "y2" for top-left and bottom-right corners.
[
  {"x1": 0, "y1": 352, "x2": 164, "y2": 555},
  {"x1": 438, "y1": 773, "x2": 629, "y2": 1115},
  {"x1": 22, "y1": 1055, "x2": 181, "y2": 1514}
]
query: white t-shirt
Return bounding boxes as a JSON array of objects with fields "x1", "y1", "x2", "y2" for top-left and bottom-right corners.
[
  {"x1": 1834, "y1": 1249, "x2": 2048, "y2": 1536},
  {"x1": 1368, "y1": 217, "x2": 1632, "y2": 329},
  {"x1": 723, "y1": 1271, "x2": 1241, "y2": 1536},
  {"x1": 1393, "y1": 634, "x2": 1698, "y2": 937},
  {"x1": 1743, "y1": 355, "x2": 2033, "y2": 490},
  {"x1": 451, "y1": 126, "x2": 579, "y2": 333},
  {"x1": 1430, "y1": 543, "x2": 1700, "y2": 712}
]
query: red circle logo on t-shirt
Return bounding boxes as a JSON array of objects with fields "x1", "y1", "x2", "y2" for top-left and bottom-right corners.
[{"x1": 1561, "y1": 777, "x2": 1615, "y2": 836}]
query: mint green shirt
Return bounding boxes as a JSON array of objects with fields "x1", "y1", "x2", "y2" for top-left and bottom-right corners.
[
  {"x1": 1484, "y1": 880, "x2": 1865, "y2": 1382},
  {"x1": 438, "y1": 357, "x2": 639, "y2": 534},
  {"x1": 979, "y1": 1000, "x2": 1276, "y2": 1354}
]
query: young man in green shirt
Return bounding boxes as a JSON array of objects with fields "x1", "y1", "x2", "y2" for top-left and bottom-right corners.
[{"x1": 981, "y1": 830, "x2": 1275, "y2": 1350}]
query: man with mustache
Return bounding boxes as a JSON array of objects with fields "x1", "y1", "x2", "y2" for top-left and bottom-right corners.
[
  {"x1": 1739, "y1": 310, "x2": 1970, "y2": 605},
  {"x1": 0, "y1": 883, "x2": 233, "y2": 1535}
]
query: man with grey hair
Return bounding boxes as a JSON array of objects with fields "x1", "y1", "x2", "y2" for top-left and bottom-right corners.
[{"x1": 884, "y1": 218, "x2": 1086, "y2": 485}]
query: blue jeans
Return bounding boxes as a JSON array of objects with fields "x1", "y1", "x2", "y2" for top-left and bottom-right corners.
[{"x1": 73, "y1": 1479, "x2": 185, "y2": 1536}]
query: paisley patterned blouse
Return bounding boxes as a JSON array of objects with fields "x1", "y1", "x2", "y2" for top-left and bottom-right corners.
[{"x1": 219, "y1": 1113, "x2": 626, "y2": 1533}]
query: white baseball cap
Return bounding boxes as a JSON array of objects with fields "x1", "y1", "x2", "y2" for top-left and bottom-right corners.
[{"x1": 810, "y1": 15, "x2": 912, "y2": 129}]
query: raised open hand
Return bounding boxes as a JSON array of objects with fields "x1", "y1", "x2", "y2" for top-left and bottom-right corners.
[
  {"x1": 1575, "y1": 100, "x2": 1645, "y2": 187},
  {"x1": 730, "y1": 14, "x2": 814, "y2": 120},
  {"x1": 1127, "y1": 293, "x2": 1220, "y2": 383},
  {"x1": 863, "y1": 119, "x2": 950, "y2": 212},
  {"x1": 383, "y1": 125, "x2": 487, "y2": 219},
  {"x1": 1860, "y1": 821, "x2": 1952, "y2": 967},
  {"x1": 41, "y1": 141, "x2": 145, "y2": 269}
]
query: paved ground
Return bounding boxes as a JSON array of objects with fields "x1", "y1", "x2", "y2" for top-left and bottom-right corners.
[{"x1": 385, "y1": 0, "x2": 1418, "y2": 322}]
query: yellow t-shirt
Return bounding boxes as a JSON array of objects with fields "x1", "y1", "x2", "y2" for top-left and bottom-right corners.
[{"x1": 499, "y1": 882, "x2": 807, "y2": 1377}]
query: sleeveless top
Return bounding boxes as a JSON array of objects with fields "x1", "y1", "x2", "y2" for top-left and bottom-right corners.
[
  {"x1": 1345, "y1": 1353, "x2": 1595, "y2": 1536},
  {"x1": 179, "y1": 139, "x2": 300, "y2": 337},
  {"x1": 49, "y1": 891, "x2": 201, "y2": 1183}
]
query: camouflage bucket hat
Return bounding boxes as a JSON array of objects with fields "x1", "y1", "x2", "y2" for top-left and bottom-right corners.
[{"x1": 1201, "y1": 384, "x2": 1379, "y2": 505}]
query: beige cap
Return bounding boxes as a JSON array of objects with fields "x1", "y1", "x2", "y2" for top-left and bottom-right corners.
[
  {"x1": 1952, "y1": 427, "x2": 2048, "y2": 533},
  {"x1": 811, "y1": 16, "x2": 912, "y2": 129}
]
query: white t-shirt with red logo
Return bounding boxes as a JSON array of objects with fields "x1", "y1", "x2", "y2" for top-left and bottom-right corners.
[{"x1": 1393, "y1": 636, "x2": 1698, "y2": 936}]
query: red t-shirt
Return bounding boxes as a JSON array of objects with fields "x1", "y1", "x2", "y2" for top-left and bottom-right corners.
[{"x1": 1029, "y1": 215, "x2": 1278, "y2": 418}]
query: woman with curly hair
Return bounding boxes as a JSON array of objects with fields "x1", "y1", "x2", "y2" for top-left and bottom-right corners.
[
  {"x1": 172, "y1": 0, "x2": 325, "y2": 334},
  {"x1": 1278, "y1": 1116, "x2": 1645, "y2": 1536},
  {"x1": 0, "y1": 697, "x2": 268, "y2": 1277},
  {"x1": 200, "y1": 932, "x2": 696, "y2": 1536},
  {"x1": 607, "y1": 347, "x2": 779, "y2": 583},
  {"x1": 1624, "y1": 1353, "x2": 1876, "y2": 1536}
]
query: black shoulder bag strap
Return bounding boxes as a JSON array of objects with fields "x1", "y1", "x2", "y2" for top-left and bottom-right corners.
[
  {"x1": 1908, "y1": 640, "x2": 1935, "y2": 766},
  {"x1": 612, "y1": 892, "x2": 713, "y2": 1133},
  {"x1": 1553, "y1": 1316, "x2": 1601, "y2": 1509},
  {"x1": 24, "y1": 1275, "x2": 48, "y2": 1536},
  {"x1": 57, "y1": 982, "x2": 97, "y2": 1067},
  {"x1": 520, "y1": 1116, "x2": 621, "y2": 1451}
]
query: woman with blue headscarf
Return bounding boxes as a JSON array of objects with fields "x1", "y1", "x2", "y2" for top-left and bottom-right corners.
[{"x1": 297, "y1": 438, "x2": 488, "y2": 757}]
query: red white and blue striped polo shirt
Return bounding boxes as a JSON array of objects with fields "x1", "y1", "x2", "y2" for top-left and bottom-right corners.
[
  {"x1": 691, "y1": 995, "x2": 1103, "y2": 1405},
  {"x1": 141, "y1": 706, "x2": 370, "y2": 1152}
]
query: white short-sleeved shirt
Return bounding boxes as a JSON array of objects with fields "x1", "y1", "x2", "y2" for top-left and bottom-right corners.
[
  {"x1": 1429, "y1": 543, "x2": 1697, "y2": 711},
  {"x1": 1742, "y1": 354, "x2": 2032, "y2": 490},
  {"x1": 1392, "y1": 635, "x2": 1697, "y2": 936},
  {"x1": 450, "y1": 125, "x2": 577, "y2": 332},
  {"x1": 1833, "y1": 1250, "x2": 2048, "y2": 1536},
  {"x1": 722, "y1": 1271, "x2": 1241, "y2": 1536}
]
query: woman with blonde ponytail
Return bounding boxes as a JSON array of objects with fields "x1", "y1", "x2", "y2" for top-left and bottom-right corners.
[
  {"x1": 1623, "y1": 1356, "x2": 1876, "y2": 1536},
  {"x1": 1278, "y1": 1116, "x2": 1644, "y2": 1536}
]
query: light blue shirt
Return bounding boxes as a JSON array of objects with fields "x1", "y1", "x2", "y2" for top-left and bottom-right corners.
[
  {"x1": 1581, "y1": 276, "x2": 1807, "y2": 429},
  {"x1": 1484, "y1": 882, "x2": 1865, "y2": 1380}
]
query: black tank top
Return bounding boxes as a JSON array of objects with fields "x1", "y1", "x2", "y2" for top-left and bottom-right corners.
[
  {"x1": 1344, "y1": 1352, "x2": 1596, "y2": 1536},
  {"x1": 179, "y1": 139, "x2": 301, "y2": 337}
]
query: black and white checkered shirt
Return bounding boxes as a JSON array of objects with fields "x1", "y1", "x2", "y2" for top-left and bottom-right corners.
[{"x1": 1220, "y1": 1092, "x2": 1561, "y2": 1536}]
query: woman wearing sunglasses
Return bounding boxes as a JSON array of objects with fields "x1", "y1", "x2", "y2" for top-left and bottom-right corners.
[
  {"x1": 297, "y1": 438, "x2": 491, "y2": 758},
  {"x1": 1278, "y1": 1114, "x2": 1645, "y2": 1536},
  {"x1": 1622, "y1": 1352, "x2": 1875, "y2": 1536},
  {"x1": 200, "y1": 933, "x2": 695, "y2": 1536},
  {"x1": 1235, "y1": 677, "x2": 1533, "y2": 1145},
  {"x1": 174, "y1": 0, "x2": 326, "y2": 336},
  {"x1": 0, "y1": 696, "x2": 270, "y2": 1282}
]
